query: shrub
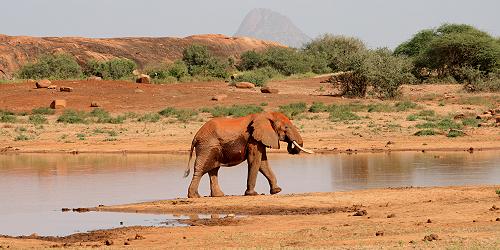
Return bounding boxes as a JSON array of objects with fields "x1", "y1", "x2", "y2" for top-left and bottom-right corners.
[
  {"x1": 238, "y1": 50, "x2": 265, "y2": 71},
  {"x1": 279, "y1": 102, "x2": 307, "y2": 119},
  {"x1": 28, "y1": 114, "x2": 47, "y2": 124},
  {"x1": 18, "y1": 54, "x2": 82, "y2": 80},
  {"x1": 234, "y1": 69, "x2": 270, "y2": 87},
  {"x1": 462, "y1": 117, "x2": 480, "y2": 127},
  {"x1": 182, "y1": 44, "x2": 229, "y2": 78},
  {"x1": 303, "y1": 34, "x2": 366, "y2": 72},
  {"x1": 147, "y1": 61, "x2": 189, "y2": 82},
  {"x1": 0, "y1": 111, "x2": 17, "y2": 123},
  {"x1": 201, "y1": 105, "x2": 263, "y2": 117},
  {"x1": 85, "y1": 58, "x2": 136, "y2": 80},
  {"x1": 447, "y1": 129, "x2": 465, "y2": 138},
  {"x1": 496, "y1": 189, "x2": 500, "y2": 197},
  {"x1": 32, "y1": 107, "x2": 55, "y2": 115},
  {"x1": 137, "y1": 113, "x2": 161, "y2": 122},
  {"x1": 15, "y1": 134, "x2": 30, "y2": 141},
  {"x1": 262, "y1": 47, "x2": 312, "y2": 76},
  {"x1": 57, "y1": 110, "x2": 87, "y2": 124},
  {"x1": 367, "y1": 103, "x2": 394, "y2": 112}
]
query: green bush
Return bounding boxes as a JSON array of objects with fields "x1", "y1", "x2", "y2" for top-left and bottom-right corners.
[
  {"x1": 234, "y1": 67, "x2": 280, "y2": 87},
  {"x1": 182, "y1": 44, "x2": 229, "y2": 78},
  {"x1": 32, "y1": 107, "x2": 55, "y2": 115},
  {"x1": 201, "y1": 105, "x2": 263, "y2": 117},
  {"x1": 57, "y1": 110, "x2": 88, "y2": 124},
  {"x1": 309, "y1": 102, "x2": 328, "y2": 113},
  {"x1": 18, "y1": 54, "x2": 82, "y2": 80},
  {"x1": 394, "y1": 100, "x2": 418, "y2": 111},
  {"x1": 15, "y1": 134, "x2": 30, "y2": 141},
  {"x1": 85, "y1": 58, "x2": 136, "y2": 80},
  {"x1": 328, "y1": 105, "x2": 361, "y2": 122},
  {"x1": 462, "y1": 117, "x2": 480, "y2": 127},
  {"x1": 262, "y1": 47, "x2": 311, "y2": 76},
  {"x1": 447, "y1": 129, "x2": 465, "y2": 138},
  {"x1": 238, "y1": 50, "x2": 265, "y2": 71},
  {"x1": 28, "y1": 114, "x2": 47, "y2": 124},
  {"x1": 414, "y1": 129, "x2": 437, "y2": 136},
  {"x1": 279, "y1": 102, "x2": 307, "y2": 119},
  {"x1": 147, "y1": 61, "x2": 189, "y2": 82},
  {"x1": 88, "y1": 108, "x2": 125, "y2": 124},
  {"x1": 303, "y1": 34, "x2": 366, "y2": 73}
]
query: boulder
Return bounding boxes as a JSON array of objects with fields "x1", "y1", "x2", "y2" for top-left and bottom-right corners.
[
  {"x1": 59, "y1": 86, "x2": 73, "y2": 92},
  {"x1": 90, "y1": 101, "x2": 100, "y2": 107},
  {"x1": 260, "y1": 87, "x2": 279, "y2": 94},
  {"x1": 495, "y1": 115, "x2": 500, "y2": 123},
  {"x1": 134, "y1": 88, "x2": 144, "y2": 93},
  {"x1": 47, "y1": 85, "x2": 57, "y2": 89},
  {"x1": 50, "y1": 100, "x2": 66, "y2": 109},
  {"x1": 132, "y1": 69, "x2": 141, "y2": 76},
  {"x1": 235, "y1": 82, "x2": 255, "y2": 89},
  {"x1": 453, "y1": 114, "x2": 465, "y2": 120},
  {"x1": 35, "y1": 79, "x2": 51, "y2": 88},
  {"x1": 136, "y1": 74, "x2": 151, "y2": 84},
  {"x1": 211, "y1": 94, "x2": 228, "y2": 101},
  {"x1": 87, "y1": 76, "x2": 102, "y2": 81},
  {"x1": 476, "y1": 114, "x2": 492, "y2": 120}
]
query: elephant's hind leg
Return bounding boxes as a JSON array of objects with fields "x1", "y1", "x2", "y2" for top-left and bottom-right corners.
[
  {"x1": 187, "y1": 147, "x2": 221, "y2": 198},
  {"x1": 208, "y1": 167, "x2": 225, "y2": 197}
]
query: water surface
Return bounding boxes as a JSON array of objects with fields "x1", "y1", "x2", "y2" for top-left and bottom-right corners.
[{"x1": 0, "y1": 151, "x2": 499, "y2": 236}]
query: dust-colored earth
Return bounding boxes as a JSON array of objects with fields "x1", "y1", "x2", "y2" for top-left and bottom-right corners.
[
  {"x1": 1, "y1": 77, "x2": 500, "y2": 249},
  {"x1": 0, "y1": 77, "x2": 499, "y2": 154},
  {"x1": 1, "y1": 186, "x2": 500, "y2": 249}
]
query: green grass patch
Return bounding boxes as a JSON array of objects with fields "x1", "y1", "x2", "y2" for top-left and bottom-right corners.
[
  {"x1": 0, "y1": 114, "x2": 17, "y2": 123},
  {"x1": 416, "y1": 118, "x2": 463, "y2": 130},
  {"x1": 328, "y1": 105, "x2": 361, "y2": 122},
  {"x1": 93, "y1": 128, "x2": 117, "y2": 137},
  {"x1": 394, "y1": 100, "x2": 418, "y2": 111},
  {"x1": 414, "y1": 129, "x2": 437, "y2": 136},
  {"x1": 28, "y1": 114, "x2": 47, "y2": 124},
  {"x1": 76, "y1": 133, "x2": 86, "y2": 140},
  {"x1": 367, "y1": 103, "x2": 394, "y2": 112},
  {"x1": 57, "y1": 110, "x2": 88, "y2": 124},
  {"x1": 138, "y1": 113, "x2": 161, "y2": 122},
  {"x1": 279, "y1": 102, "x2": 307, "y2": 119},
  {"x1": 462, "y1": 118, "x2": 480, "y2": 127},
  {"x1": 496, "y1": 190, "x2": 500, "y2": 197},
  {"x1": 32, "y1": 107, "x2": 55, "y2": 115},
  {"x1": 159, "y1": 107, "x2": 198, "y2": 122},
  {"x1": 457, "y1": 96, "x2": 499, "y2": 108},
  {"x1": 200, "y1": 105, "x2": 263, "y2": 118},
  {"x1": 88, "y1": 108, "x2": 125, "y2": 124},
  {"x1": 14, "y1": 134, "x2": 30, "y2": 141},
  {"x1": 407, "y1": 109, "x2": 437, "y2": 121},
  {"x1": 308, "y1": 102, "x2": 328, "y2": 113},
  {"x1": 447, "y1": 129, "x2": 465, "y2": 138}
]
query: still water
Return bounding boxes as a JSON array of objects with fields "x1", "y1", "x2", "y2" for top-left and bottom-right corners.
[{"x1": 0, "y1": 151, "x2": 499, "y2": 236}]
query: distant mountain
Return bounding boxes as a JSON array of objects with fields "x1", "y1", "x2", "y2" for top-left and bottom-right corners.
[{"x1": 235, "y1": 8, "x2": 311, "y2": 48}]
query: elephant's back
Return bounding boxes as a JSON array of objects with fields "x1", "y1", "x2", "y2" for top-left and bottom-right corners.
[{"x1": 194, "y1": 116, "x2": 251, "y2": 143}]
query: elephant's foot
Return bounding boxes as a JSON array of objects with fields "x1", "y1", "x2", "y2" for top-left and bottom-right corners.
[
  {"x1": 211, "y1": 191, "x2": 225, "y2": 197},
  {"x1": 244, "y1": 190, "x2": 259, "y2": 196},
  {"x1": 187, "y1": 191, "x2": 201, "y2": 198},
  {"x1": 270, "y1": 187, "x2": 282, "y2": 194}
]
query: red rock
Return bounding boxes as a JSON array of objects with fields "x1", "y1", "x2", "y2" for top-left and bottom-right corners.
[
  {"x1": 260, "y1": 87, "x2": 278, "y2": 94},
  {"x1": 235, "y1": 82, "x2": 255, "y2": 89},
  {"x1": 50, "y1": 100, "x2": 66, "y2": 109},
  {"x1": 211, "y1": 94, "x2": 227, "y2": 101},
  {"x1": 59, "y1": 86, "x2": 73, "y2": 92},
  {"x1": 136, "y1": 74, "x2": 151, "y2": 84},
  {"x1": 35, "y1": 79, "x2": 51, "y2": 88}
]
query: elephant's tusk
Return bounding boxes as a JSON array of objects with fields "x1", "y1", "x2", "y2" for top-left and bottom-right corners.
[{"x1": 292, "y1": 141, "x2": 315, "y2": 154}]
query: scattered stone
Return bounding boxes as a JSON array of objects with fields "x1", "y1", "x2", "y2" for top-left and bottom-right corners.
[
  {"x1": 120, "y1": 221, "x2": 123, "y2": 225},
  {"x1": 225, "y1": 213, "x2": 235, "y2": 218},
  {"x1": 476, "y1": 114, "x2": 492, "y2": 120},
  {"x1": 50, "y1": 100, "x2": 66, "y2": 109},
  {"x1": 47, "y1": 85, "x2": 57, "y2": 89},
  {"x1": 467, "y1": 147, "x2": 474, "y2": 153},
  {"x1": 490, "y1": 205, "x2": 499, "y2": 211},
  {"x1": 105, "y1": 240, "x2": 113, "y2": 246},
  {"x1": 35, "y1": 79, "x2": 51, "y2": 88},
  {"x1": 61, "y1": 208, "x2": 70, "y2": 212},
  {"x1": 473, "y1": 220, "x2": 477, "y2": 222},
  {"x1": 453, "y1": 114, "x2": 465, "y2": 120},
  {"x1": 478, "y1": 122, "x2": 491, "y2": 127},
  {"x1": 124, "y1": 241, "x2": 130, "y2": 245},
  {"x1": 353, "y1": 210, "x2": 367, "y2": 216},
  {"x1": 134, "y1": 89, "x2": 144, "y2": 93},
  {"x1": 211, "y1": 94, "x2": 228, "y2": 101},
  {"x1": 90, "y1": 101, "x2": 100, "y2": 108},
  {"x1": 59, "y1": 86, "x2": 73, "y2": 92},
  {"x1": 27, "y1": 79, "x2": 36, "y2": 84},
  {"x1": 387, "y1": 213, "x2": 396, "y2": 218},
  {"x1": 496, "y1": 218, "x2": 500, "y2": 221},
  {"x1": 427, "y1": 219, "x2": 432, "y2": 223},
  {"x1": 423, "y1": 234, "x2": 439, "y2": 241},
  {"x1": 260, "y1": 87, "x2": 279, "y2": 94},
  {"x1": 134, "y1": 234, "x2": 145, "y2": 240},
  {"x1": 495, "y1": 115, "x2": 500, "y2": 123},
  {"x1": 409, "y1": 240, "x2": 416, "y2": 244},
  {"x1": 235, "y1": 82, "x2": 255, "y2": 89},
  {"x1": 87, "y1": 76, "x2": 102, "y2": 81},
  {"x1": 136, "y1": 74, "x2": 151, "y2": 84},
  {"x1": 375, "y1": 231, "x2": 384, "y2": 236},
  {"x1": 98, "y1": 204, "x2": 104, "y2": 207}
]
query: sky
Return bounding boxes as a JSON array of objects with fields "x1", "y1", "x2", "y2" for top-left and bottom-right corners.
[{"x1": 1, "y1": 0, "x2": 499, "y2": 48}]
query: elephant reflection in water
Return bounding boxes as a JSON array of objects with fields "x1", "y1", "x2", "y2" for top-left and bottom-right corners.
[{"x1": 184, "y1": 112, "x2": 314, "y2": 198}]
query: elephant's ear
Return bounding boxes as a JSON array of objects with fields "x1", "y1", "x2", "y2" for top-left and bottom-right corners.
[{"x1": 252, "y1": 117, "x2": 280, "y2": 149}]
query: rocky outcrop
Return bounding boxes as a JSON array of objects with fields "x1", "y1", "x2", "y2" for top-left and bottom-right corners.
[{"x1": 0, "y1": 34, "x2": 282, "y2": 77}]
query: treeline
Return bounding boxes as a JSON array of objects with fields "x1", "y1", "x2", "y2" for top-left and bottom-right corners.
[{"x1": 16, "y1": 23, "x2": 500, "y2": 98}]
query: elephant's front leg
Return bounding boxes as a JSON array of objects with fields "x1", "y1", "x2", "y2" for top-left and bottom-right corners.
[
  {"x1": 259, "y1": 153, "x2": 282, "y2": 194},
  {"x1": 245, "y1": 140, "x2": 263, "y2": 196}
]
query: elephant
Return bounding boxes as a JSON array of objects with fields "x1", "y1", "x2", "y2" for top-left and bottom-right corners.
[{"x1": 184, "y1": 111, "x2": 314, "y2": 198}]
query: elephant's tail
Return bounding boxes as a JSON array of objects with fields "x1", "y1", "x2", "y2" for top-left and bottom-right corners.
[{"x1": 184, "y1": 139, "x2": 196, "y2": 178}]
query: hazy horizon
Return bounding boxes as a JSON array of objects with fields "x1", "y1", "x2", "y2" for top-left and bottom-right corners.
[{"x1": 1, "y1": 0, "x2": 499, "y2": 48}]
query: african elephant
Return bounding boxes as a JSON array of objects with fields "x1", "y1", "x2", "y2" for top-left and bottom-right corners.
[{"x1": 184, "y1": 111, "x2": 313, "y2": 198}]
